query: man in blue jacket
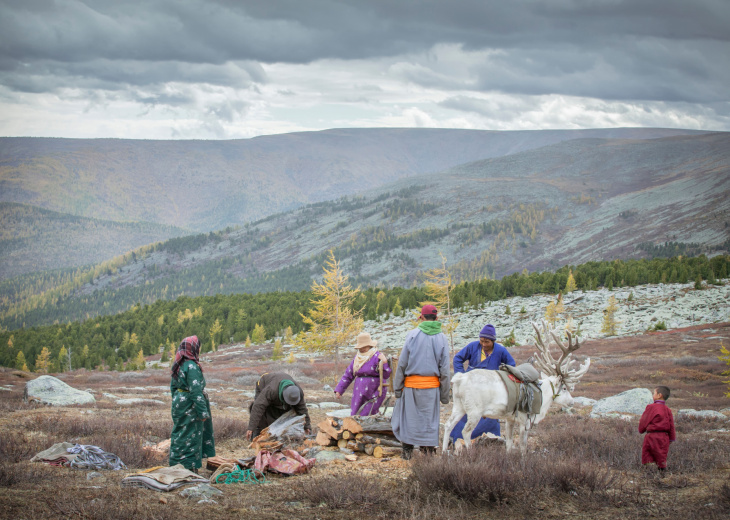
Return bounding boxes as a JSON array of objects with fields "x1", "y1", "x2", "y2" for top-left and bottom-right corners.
[{"x1": 449, "y1": 324, "x2": 516, "y2": 444}]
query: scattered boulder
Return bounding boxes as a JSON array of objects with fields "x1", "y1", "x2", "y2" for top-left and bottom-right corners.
[
  {"x1": 115, "y1": 398, "x2": 165, "y2": 406},
  {"x1": 573, "y1": 397, "x2": 597, "y2": 407},
  {"x1": 590, "y1": 388, "x2": 652, "y2": 418},
  {"x1": 179, "y1": 483, "x2": 223, "y2": 502},
  {"x1": 314, "y1": 450, "x2": 348, "y2": 463},
  {"x1": 678, "y1": 409, "x2": 728, "y2": 420},
  {"x1": 24, "y1": 375, "x2": 96, "y2": 406}
]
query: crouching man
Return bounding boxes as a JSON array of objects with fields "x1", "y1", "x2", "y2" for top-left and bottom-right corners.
[{"x1": 245, "y1": 372, "x2": 312, "y2": 440}]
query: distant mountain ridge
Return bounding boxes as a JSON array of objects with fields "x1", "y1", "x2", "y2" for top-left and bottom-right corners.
[
  {"x1": 0, "y1": 128, "x2": 708, "y2": 233},
  {"x1": 2, "y1": 131, "x2": 728, "y2": 329}
]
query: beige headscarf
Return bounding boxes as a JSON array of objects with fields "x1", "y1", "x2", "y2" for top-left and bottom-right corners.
[{"x1": 352, "y1": 332, "x2": 378, "y2": 375}]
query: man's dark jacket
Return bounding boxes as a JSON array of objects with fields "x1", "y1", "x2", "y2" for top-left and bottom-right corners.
[{"x1": 247, "y1": 372, "x2": 311, "y2": 436}]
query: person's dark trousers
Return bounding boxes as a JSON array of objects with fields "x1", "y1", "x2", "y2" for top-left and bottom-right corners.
[{"x1": 401, "y1": 443, "x2": 414, "y2": 460}]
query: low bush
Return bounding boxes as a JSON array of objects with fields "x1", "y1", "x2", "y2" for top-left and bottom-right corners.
[
  {"x1": 0, "y1": 431, "x2": 49, "y2": 463},
  {"x1": 298, "y1": 473, "x2": 395, "y2": 509},
  {"x1": 212, "y1": 416, "x2": 248, "y2": 441},
  {"x1": 0, "y1": 461, "x2": 52, "y2": 487}
]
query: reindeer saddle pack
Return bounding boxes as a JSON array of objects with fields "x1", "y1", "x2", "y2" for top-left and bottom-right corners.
[{"x1": 497, "y1": 363, "x2": 543, "y2": 416}]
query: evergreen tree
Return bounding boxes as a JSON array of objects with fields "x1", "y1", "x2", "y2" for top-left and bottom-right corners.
[
  {"x1": 35, "y1": 347, "x2": 51, "y2": 373},
  {"x1": 392, "y1": 298, "x2": 403, "y2": 317},
  {"x1": 601, "y1": 295, "x2": 620, "y2": 336},
  {"x1": 15, "y1": 351, "x2": 28, "y2": 371},
  {"x1": 505, "y1": 305, "x2": 511, "y2": 315},
  {"x1": 245, "y1": 335, "x2": 252, "y2": 348},
  {"x1": 272, "y1": 338, "x2": 283, "y2": 361},
  {"x1": 58, "y1": 346, "x2": 68, "y2": 372},
  {"x1": 209, "y1": 318, "x2": 223, "y2": 352}
]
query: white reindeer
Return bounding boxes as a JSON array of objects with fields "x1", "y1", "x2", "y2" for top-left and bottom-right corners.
[{"x1": 442, "y1": 321, "x2": 590, "y2": 453}]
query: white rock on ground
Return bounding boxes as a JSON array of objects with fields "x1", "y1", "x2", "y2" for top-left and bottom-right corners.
[
  {"x1": 317, "y1": 402, "x2": 344, "y2": 409},
  {"x1": 326, "y1": 409, "x2": 353, "y2": 418},
  {"x1": 115, "y1": 398, "x2": 165, "y2": 406},
  {"x1": 24, "y1": 375, "x2": 96, "y2": 406},
  {"x1": 590, "y1": 387, "x2": 653, "y2": 417},
  {"x1": 678, "y1": 409, "x2": 728, "y2": 420}
]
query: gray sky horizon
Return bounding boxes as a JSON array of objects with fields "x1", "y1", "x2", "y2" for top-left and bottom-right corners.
[{"x1": 1, "y1": 0, "x2": 729, "y2": 139}]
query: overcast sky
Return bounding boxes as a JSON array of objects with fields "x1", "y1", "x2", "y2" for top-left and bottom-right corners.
[{"x1": 1, "y1": 0, "x2": 728, "y2": 139}]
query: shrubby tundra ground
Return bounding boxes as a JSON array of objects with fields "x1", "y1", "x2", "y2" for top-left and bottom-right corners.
[{"x1": 0, "y1": 283, "x2": 729, "y2": 519}]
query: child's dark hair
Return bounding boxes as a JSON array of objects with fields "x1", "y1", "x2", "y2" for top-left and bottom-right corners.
[{"x1": 655, "y1": 386, "x2": 670, "y2": 400}]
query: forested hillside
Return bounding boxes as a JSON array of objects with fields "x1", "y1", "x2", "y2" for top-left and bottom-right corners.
[
  {"x1": 0, "y1": 202, "x2": 188, "y2": 279},
  {"x1": 1, "y1": 255, "x2": 727, "y2": 373},
  {"x1": 1, "y1": 133, "x2": 728, "y2": 330}
]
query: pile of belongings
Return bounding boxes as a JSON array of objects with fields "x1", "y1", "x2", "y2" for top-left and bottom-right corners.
[
  {"x1": 122, "y1": 465, "x2": 209, "y2": 492},
  {"x1": 254, "y1": 449, "x2": 315, "y2": 475},
  {"x1": 31, "y1": 442, "x2": 126, "y2": 470}
]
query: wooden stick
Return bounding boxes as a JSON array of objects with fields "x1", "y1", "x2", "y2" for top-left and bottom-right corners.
[
  {"x1": 357, "y1": 435, "x2": 401, "y2": 448},
  {"x1": 372, "y1": 446, "x2": 401, "y2": 459},
  {"x1": 341, "y1": 430, "x2": 352, "y2": 440},
  {"x1": 341, "y1": 417, "x2": 363, "y2": 434}
]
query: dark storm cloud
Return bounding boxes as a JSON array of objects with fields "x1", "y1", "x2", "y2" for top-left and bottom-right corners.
[{"x1": 0, "y1": 0, "x2": 729, "y2": 103}]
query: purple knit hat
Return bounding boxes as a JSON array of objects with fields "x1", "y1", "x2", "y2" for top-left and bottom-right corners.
[{"x1": 479, "y1": 324, "x2": 497, "y2": 341}]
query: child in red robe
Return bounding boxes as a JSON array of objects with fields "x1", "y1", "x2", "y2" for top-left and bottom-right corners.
[{"x1": 639, "y1": 386, "x2": 676, "y2": 470}]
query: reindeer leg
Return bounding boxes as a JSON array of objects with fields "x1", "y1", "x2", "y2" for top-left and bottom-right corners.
[
  {"x1": 503, "y1": 419, "x2": 515, "y2": 452},
  {"x1": 442, "y1": 407, "x2": 464, "y2": 453},
  {"x1": 461, "y1": 415, "x2": 479, "y2": 450}
]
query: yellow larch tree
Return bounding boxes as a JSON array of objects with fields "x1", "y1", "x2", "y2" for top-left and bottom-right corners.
[
  {"x1": 35, "y1": 347, "x2": 51, "y2": 373},
  {"x1": 421, "y1": 252, "x2": 458, "y2": 355},
  {"x1": 565, "y1": 269, "x2": 577, "y2": 293},
  {"x1": 601, "y1": 295, "x2": 621, "y2": 336},
  {"x1": 295, "y1": 250, "x2": 362, "y2": 377},
  {"x1": 16, "y1": 351, "x2": 28, "y2": 372},
  {"x1": 209, "y1": 318, "x2": 223, "y2": 352},
  {"x1": 133, "y1": 349, "x2": 146, "y2": 370}
]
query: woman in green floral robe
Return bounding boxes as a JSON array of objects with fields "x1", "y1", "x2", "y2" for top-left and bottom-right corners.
[{"x1": 169, "y1": 335, "x2": 215, "y2": 471}]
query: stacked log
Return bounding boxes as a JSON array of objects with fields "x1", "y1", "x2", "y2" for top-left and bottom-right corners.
[{"x1": 315, "y1": 415, "x2": 401, "y2": 458}]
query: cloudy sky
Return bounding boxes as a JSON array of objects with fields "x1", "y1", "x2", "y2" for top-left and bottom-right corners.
[{"x1": 1, "y1": 0, "x2": 729, "y2": 139}]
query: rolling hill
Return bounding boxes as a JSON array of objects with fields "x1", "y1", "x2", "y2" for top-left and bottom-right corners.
[
  {"x1": 2, "y1": 132, "x2": 728, "y2": 329},
  {"x1": 0, "y1": 127, "x2": 707, "y2": 234}
]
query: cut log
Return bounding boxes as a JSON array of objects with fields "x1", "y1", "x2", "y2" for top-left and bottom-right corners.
[
  {"x1": 357, "y1": 435, "x2": 401, "y2": 448},
  {"x1": 317, "y1": 419, "x2": 340, "y2": 440},
  {"x1": 363, "y1": 444, "x2": 375, "y2": 456},
  {"x1": 338, "y1": 439, "x2": 360, "y2": 451},
  {"x1": 355, "y1": 433, "x2": 364, "y2": 441},
  {"x1": 316, "y1": 432, "x2": 336, "y2": 446},
  {"x1": 341, "y1": 417, "x2": 363, "y2": 434},
  {"x1": 372, "y1": 446, "x2": 401, "y2": 459},
  {"x1": 341, "y1": 430, "x2": 353, "y2": 440},
  {"x1": 339, "y1": 415, "x2": 394, "y2": 435}
]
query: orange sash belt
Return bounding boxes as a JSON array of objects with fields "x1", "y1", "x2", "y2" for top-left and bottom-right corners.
[{"x1": 404, "y1": 375, "x2": 440, "y2": 389}]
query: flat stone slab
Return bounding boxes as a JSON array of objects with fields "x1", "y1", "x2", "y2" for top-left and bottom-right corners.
[
  {"x1": 325, "y1": 409, "x2": 353, "y2": 418},
  {"x1": 314, "y1": 450, "x2": 348, "y2": 463},
  {"x1": 678, "y1": 409, "x2": 728, "y2": 420},
  {"x1": 317, "y1": 402, "x2": 343, "y2": 409},
  {"x1": 590, "y1": 388, "x2": 652, "y2": 417},
  {"x1": 25, "y1": 375, "x2": 96, "y2": 406},
  {"x1": 115, "y1": 398, "x2": 165, "y2": 406}
]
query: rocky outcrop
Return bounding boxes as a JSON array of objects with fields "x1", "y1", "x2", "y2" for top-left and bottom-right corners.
[
  {"x1": 590, "y1": 388, "x2": 653, "y2": 418},
  {"x1": 24, "y1": 375, "x2": 96, "y2": 406}
]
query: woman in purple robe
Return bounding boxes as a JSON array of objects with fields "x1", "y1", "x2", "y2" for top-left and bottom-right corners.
[{"x1": 334, "y1": 331, "x2": 392, "y2": 416}]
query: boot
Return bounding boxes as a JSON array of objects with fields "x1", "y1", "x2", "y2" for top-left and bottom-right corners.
[{"x1": 401, "y1": 443, "x2": 414, "y2": 460}]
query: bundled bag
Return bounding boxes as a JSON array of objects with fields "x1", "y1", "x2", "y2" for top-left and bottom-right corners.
[{"x1": 254, "y1": 449, "x2": 315, "y2": 475}]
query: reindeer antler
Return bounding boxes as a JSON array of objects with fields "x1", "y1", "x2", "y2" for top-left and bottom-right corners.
[{"x1": 531, "y1": 320, "x2": 590, "y2": 385}]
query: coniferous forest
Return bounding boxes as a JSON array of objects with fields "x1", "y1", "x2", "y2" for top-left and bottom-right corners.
[{"x1": 1, "y1": 254, "x2": 727, "y2": 373}]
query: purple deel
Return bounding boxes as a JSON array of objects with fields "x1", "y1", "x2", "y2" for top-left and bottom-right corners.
[{"x1": 335, "y1": 353, "x2": 392, "y2": 416}]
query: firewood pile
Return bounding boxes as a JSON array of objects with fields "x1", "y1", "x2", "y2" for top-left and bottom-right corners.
[{"x1": 315, "y1": 415, "x2": 401, "y2": 459}]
